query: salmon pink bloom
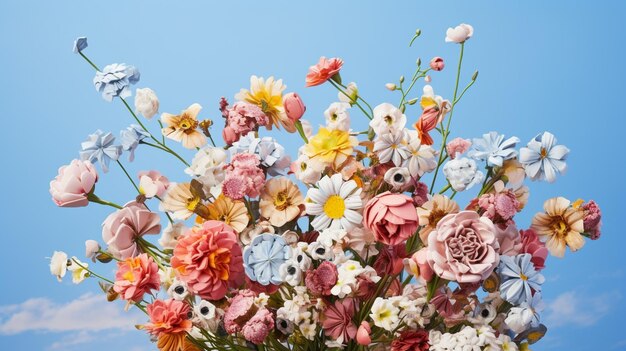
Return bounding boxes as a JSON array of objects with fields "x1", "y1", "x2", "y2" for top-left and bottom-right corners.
[
  {"x1": 356, "y1": 321, "x2": 371, "y2": 345},
  {"x1": 363, "y1": 192, "x2": 419, "y2": 246},
  {"x1": 322, "y1": 298, "x2": 357, "y2": 345},
  {"x1": 414, "y1": 107, "x2": 440, "y2": 145},
  {"x1": 114, "y1": 253, "x2": 160, "y2": 302},
  {"x1": 283, "y1": 92, "x2": 306, "y2": 121},
  {"x1": 102, "y1": 201, "x2": 161, "y2": 259},
  {"x1": 306, "y1": 57, "x2": 344, "y2": 87},
  {"x1": 144, "y1": 298, "x2": 192, "y2": 351},
  {"x1": 171, "y1": 220, "x2": 244, "y2": 300}
]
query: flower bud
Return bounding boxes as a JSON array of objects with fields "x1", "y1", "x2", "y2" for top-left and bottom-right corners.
[
  {"x1": 429, "y1": 57, "x2": 445, "y2": 71},
  {"x1": 385, "y1": 83, "x2": 397, "y2": 91},
  {"x1": 407, "y1": 98, "x2": 418, "y2": 105},
  {"x1": 424, "y1": 75, "x2": 432, "y2": 83},
  {"x1": 283, "y1": 92, "x2": 306, "y2": 121},
  {"x1": 472, "y1": 70, "x2": 479, "y2": 81},
  {"x1": 85, "y1": 240, "x2": 100, "y2": 261},
  {"x1": 416, "y1": 58, "x2": 422, "y2": 66},
  {"x1": 356, "y1": 322, "x2": 372, "y2": 345},
  {"x1": 399, "y1": 76, "x2": 405, "y2": 83}
]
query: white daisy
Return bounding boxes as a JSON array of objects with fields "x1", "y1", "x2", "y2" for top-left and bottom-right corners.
[
  {"x1": 305, "y1": 173, "x2": 363, "y2": 231},
  {"x1": 373, "y1": 129, "x2": 411, "y2": 166}
]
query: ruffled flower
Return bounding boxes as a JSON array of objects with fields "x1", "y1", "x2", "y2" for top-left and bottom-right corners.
[
  {"x1": 324, "y1": 102, "x2": 351, "y2": 131},
  {"x1": 446, "y1": 137, "x2": 471, "y2": 159},
  {"x1": 520, "y1": 229, "x2": 548, "y2": 271},
  {"x1": 531, "y1": 197, "x2": 585, "y2": 257},
  {"x1": 236, "y1": 75, "x2": 293, "y2": 131},
  {"x1": 93, "y1": 63, "x2": 140, "y2": 102},
  {"x1": 134, "y1": 87, "x2": 159, "y2": 119},
  {"x1": 391, "y1": 329, "x2": 430, "y2": 351},
  {"x1": 290, "y1": 154, "x2": 323, "y2": 185},
  {"x1": 259, "y1": 177, "x2": 304, "y2": 227},
  {"x1": 220, "y1": 99, "x2": 269, "y2": 144},
  {"x1": 114, "y1": 253, "x2": 160, "y2": 302},
  {"x1": 222, "y1": 153, "x2": 266, "y2": 200},
  {"x1": 144, "y1": 299, "x2": 192, "y2": 351},
  {"x1": 79, "y1": 130, "x2": 122, "y2": 173},
  {"x1": 171, "y1": 221, "x2": 244, "y2": 300},
  {"x1": 49, "y1": 159, "x2": 98, "y2": 207},
  {"x1": 443, "y1": 157, "x2": 484, "y2": 191},
  {"x1": 243, "y1": 234, "x2": 291, "y2": 285},
  {"x1": 305, "y1": 261, "x2": 338, "y2": 296},
  {"x1": 445, "y1": 23, "x2": 474, "y2": 43},
  {"x1": 306, "y1": 57, "x2": 344, "y2": 87},
  {"x1": 582, "y1": 200, "x2": 602, "y2": 240},
  {"x1": 230, "y1": 132, "x2": 291, "y2": 176},
  {"x1": 305, "y1": 173, "x2": 363, "y2": 231},
  {"x1": 363, "y1": 191, "x2": 419, "y2": 246},
  {"x1": 185, "y1": 146, "x2": 228, "y2": 193},
  {"x1": 161, "y1": 103, "x2": 207, "y2": 149},
  {"x1": 120, "y1": 125, "x2": 150, "y2": 162},
  {"x1": 303, "y1": 127, "x2": 358, "y2": 168},
  {"x1": 102, "y1": 201, "x2": 161, "y2": 259}
]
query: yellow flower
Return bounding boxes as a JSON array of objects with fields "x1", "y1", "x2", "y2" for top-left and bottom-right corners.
[
  {"x1": 206, "y1": 194, "x2": 249, "y2": 233},
  {"x1": 235, "y1": 76, "x2": 295, "y2": 132},
  {"x1": 161, "y1": 103, "x2": 207, "y2": 149},
  {"x1": 303, "y1": 127, "x2": 358, "y2": 168},
  {"x1": 532, "y1": 196, "x2": 585, "y2": 257},
  {"x1": 259, "y1": 177, "x2": 304, "y2": 227}
]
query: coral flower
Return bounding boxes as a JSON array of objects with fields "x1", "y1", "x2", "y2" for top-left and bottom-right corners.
[
  {"x1": 235, "y1": 76, "x2": 294, "y2": 132},
  {"x1": 363, "y1": 192, "x2": 419, "y2": 246},
  {"x1": 161, "y1": 103, "x2": 207, "y2": 149},
  {"x1": 531, "y1": 197, "x2": 585, "y2": 257},
  {"x1": 416, "y1": 195, "x2": 460, "y2": 244},
  {"x1": 322, "y1": 298, "x2": 357, "y2": 345},
  {"x1": 207, "y1": 194, "x2": 249, "y2": 233},
  {"x1": 171, "y1": 221, "x2": 244, "y2": 300},
  {"x1": 306, "y1": 56, "x2": 344, "y2": 87},
  {"x1": 259, "y1": 177, "x2": 304, "y2": 227},
  {"x1": 113, "y1": 253, "x2": 160, "y2": 302},
  {"x1": 144, "y1": 299, "x2": 192, "y2": 351},
  {"x1": 303, "y1": 127, "x2": 358, "y2": 168},
  {"x1": 414, "y1": 107, "x2": 440, "y2": 145}
]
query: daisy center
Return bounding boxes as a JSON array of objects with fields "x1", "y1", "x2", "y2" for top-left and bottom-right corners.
[
  {"x1": 323, "y1": 195, "x2": 346, "y2": 219},
  {"x1": 551, "y1": 218, "x2": 569, "y2": 237},
  {"x1": 186, "y1": 195, "x2": 201, "y2": 211},
  {"x1": 331, "y1": 113, "x2": 338, "y2": 121},
  {"x1": 540, "y1": 147, "x2": 548, "y2": 159},
  {"x1": 519, "y1": 273, "x2": 528, "y2": 281}
]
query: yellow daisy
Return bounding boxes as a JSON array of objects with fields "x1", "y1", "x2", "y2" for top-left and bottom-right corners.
[
  {"x1": 235, "y1": 76, "x2": 295, "y2": 132},
  {"x1": 259, "y1": 177, "x2": 304, "y2": 227},
  {"x1": 303, "y1": 127, "x2": 358, "y2": 169},
  {"x1": 531, "y1": 196, "x2": 585, "y2": 257},
  {"x1": 161, "y1": 103, "x2": 207, "y2": 149},
  {"x1": 206, "y1": 194, "x2": 249, "y2": 233}
]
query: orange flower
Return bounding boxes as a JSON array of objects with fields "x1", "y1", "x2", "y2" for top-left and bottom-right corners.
[{"x1": 306, "y1": 57, "x2": 344, "y2": 87}]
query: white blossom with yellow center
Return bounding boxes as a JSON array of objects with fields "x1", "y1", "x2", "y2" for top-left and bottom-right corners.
[
  {"x1": 304, "y1": 173, "x2": 363, "y2": 231},
  {"x1": 370, "y1": 297, "x2": 400, "y2": 331}
]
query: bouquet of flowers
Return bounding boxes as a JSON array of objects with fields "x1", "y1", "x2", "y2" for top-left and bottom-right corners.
[{"x1": 49, "y1": 24, "x2": 603, "y2": 351}]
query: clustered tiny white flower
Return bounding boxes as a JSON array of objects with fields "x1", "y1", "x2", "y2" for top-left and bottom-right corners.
[
  {"x1": 277, "y1": 287, "x2": 320, "y2": 341},
  {"x1": 443, "y1": 156, "x2": 485, "y2": 191}
]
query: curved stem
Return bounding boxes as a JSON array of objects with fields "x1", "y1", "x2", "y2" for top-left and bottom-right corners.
[
  {"x1": 87, "y1": 193, "x2": 122, "y2": 209},
  {"x1": 116, "y1": 160, "x2": 140, "y2": 193},
  {"x1": 71, "y1": 258, "x2": 114, "y2": 285},
  {"x1": 329, "y1": 80, "x2": 372, "y2": 120}
]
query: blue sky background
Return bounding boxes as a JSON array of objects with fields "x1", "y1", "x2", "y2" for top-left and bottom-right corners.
[{"x1": 1, "y1": 1, "x2": 625, "y2": 350}]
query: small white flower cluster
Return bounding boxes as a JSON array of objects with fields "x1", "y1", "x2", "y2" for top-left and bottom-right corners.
[
  {"x1": 332, "y1": 260, "x2": 379, "y2": 298},
  {"x1": 184, "y1": 146, "x2": 228, "y2": 196},
  {"x1": 370, "y1": 289, "x2": 433, "y2": 332},
  {"x1": 429, "y1": 325, "x2": 518, "y2": 351},
  {"x1": 276, "y1": 287, "x2": 321, "y2": 340}
]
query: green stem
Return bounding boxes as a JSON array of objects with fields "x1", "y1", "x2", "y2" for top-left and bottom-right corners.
[
  {"x1": 72, "y1": 258, "x2": 114, "y2": 285},
  {"x1": 294, "y1": 120, "x2": 309, "y2": 143},
  {"x1": 79, "y1": 52, "x2": 100, "y2": 71},
  {"x1": 438, "y1": 183, "x2": 451, "y2": 194},
  {"x1": 116, "y1": 160, "x2": 140, "y2": 193},
  {"x1": 329, "y1": 80, "x2": 372, "y2": 120},
  {"x1": 87, "y1": 193, "x2": 122, "y2": 209}
]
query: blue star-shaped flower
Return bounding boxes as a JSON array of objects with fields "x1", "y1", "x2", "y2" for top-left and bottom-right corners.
[
  {"x1": 468, "y1": 131, "x2": 520, "y2": 167},
  {"x1": 79, "y1": 130, "x2": 122, "y2": 173}
]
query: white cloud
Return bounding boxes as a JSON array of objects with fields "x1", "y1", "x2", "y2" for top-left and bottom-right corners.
[
  {"x1": 544, "y1": 290, "x2": 620, "y2": 328},
  {"x1": 0, "y1": 293, "x2": 144, "y2": 335}
]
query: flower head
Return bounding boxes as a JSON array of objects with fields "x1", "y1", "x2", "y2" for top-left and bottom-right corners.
[
  {"x1": 244, "y1": 234, "x2": 291, "y2": 285},
  {"x1": 582, "y1": 200, "x2": 602, "y2": 240},
  {"x1": 102, "y1": 201, "x2": 161, "y2": 259},
  {"x1": 138, "y1": 170, "x2": 170, "y2": 198},
  {"x1": 207, "y1": 194, "x2": 249, "y2": 233},
  {"x1": 306, "y1": 57, "x2": 344, "y2": 87},
  {"x1": 185, "y1": 146, "x2": 228, "y2": 193},
  {"x1": 49, "y1": 159, "x2": 98, "y2": 207},
  {"x1": 305, "y1": 173, "x2": 363, "y2": 231},
  {"x1": 468, "y1": 131, "x2": 520, "y2": 167},
  {"x1": 406, "y1": 130, "x2": 438, "y2": 177},
  {"x1": 221, "y1": 100, "x2": 269, "y2": 144},
  {"x1": 120, "y1": 125, "x2": 150, "y2": 162},
  {"x1": 134, "y1": 88, "x2": 159, "y2": 119},
  {"x1": 531, "y1": 197, "x2": 584, "y2": 257},
  {"x1": 73, "y1": 37, "x2": 87, "y2": 53},
  {"x1": 370, "y1": 103, "x2": 407, "y2": 135},
  {"x1": 144, "y1": 299, "x2": 192, "y2": 339},
  {"x1": 520, "y1": 229, "x2": 548, "y2": 271},
  {"x1": 283, "y1": 92, "x2": 306, "y2": 122},
  {"x1": 324, "y1": 102, "x2": 351, "y2": 131},
  {"x1": 114, "y1": 253, "x2": 160, "y2": 302},
  {"x1": 231, "y1": 132, "x2": 291, "y2": 176},
  {"x1": 445, "y1": 23, "x2": 474, "y2": 43},
  {"x1": 305, "y1": 261, "x2": 338, "y2": 295},
  {"x1": 303, "y1": 127, "x2": 358, "y2": 168},
  {"x1": 236, "y1": 76, "x2": 293, "y2": 131},
  {"x1": 93, "y1": 63, "x2": 140, "y2": 101},
  {"x1": 443, "y1": 157, "x2": 484, "y2": 191},
  {"x1": 519, "y1": 132, "x2": 569, "y2": 183},
  {"x1": 363, "y1": 191, "x2": 419, "y2": 245},
  {"x1": 79, "y1": 130, "x2": 122, "y2": 173},
  {"x1": 222, "y1": 153, "x2": 266, "y2": 200},
  {"x1": 505, "y1": 292, "x2": 544, "y2": 334},
  {"x1": 50, "y1": 251, "x2": 68, "y2": 282},
  {"x1": 374, "y1": 129, "x2": 411, "y2": 167},
  {"x1": 391, "y1": 329, "x2": 430, "y2": 351},
  {"x1": 322, "y1": 298, "x2": 357, "y2": 345},
  {"x1": 161, "y1": 103, "x2": 207, "y2": 149},
  {"x1": 446, "y1": 137, "x2": 471, "y2": 159},
  {"x1": 171, "y1": 221, "x2": 244, "y2": 300},
  {"x1": 259, "y1": 177, "x2": 304, "y2": 227},
  {"x1": 160, "y1": 182, "x2": 207, "y2": 221},
  {"x1": 417, "y1": 194, "x2": 460, "y2": 243},
  {"x1": 370, "y1": 298, "x2": 400, "y2": 331},
  {"x1": 291, "y1": 154, "x2": 323, "y2": 185},
  {"x1": 498, "y1": 253, "x2": 545, "y2": 305},
  {"x1": 338, "y1": 82, "x2": 358, "y2": 104}
]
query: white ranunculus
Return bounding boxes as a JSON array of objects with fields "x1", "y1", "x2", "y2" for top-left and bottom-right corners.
[
  {"x1": 445, "y1": 23, "x2": 474, "y2": 43},
  {"x1": 50, "y1": 251, "x2": 68, "y2": 282},
  {"x1": 324, "y1": 102, "x2": 351, "y2": 131},
  {"x1": 134, "y1": 88, "x2": 159, "y2": 119},
  {"x1": 369, "y1": 103, "x2": 406, "y2": 135},
  {"x1": 443, "y1": 157, "x2": 484, "y2": 191},
  {"x1": 185, "y1": 146, "x2": 228, "y2": 188}
]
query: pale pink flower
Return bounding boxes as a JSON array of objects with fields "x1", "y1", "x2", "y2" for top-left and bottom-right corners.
[
  {"x1": 356, "y1": 322, "x2": 371, "y2": 345},
  {"x1": 49, "y1": 159, "x2": 98, "y2": 207},
  {"x1": 477, "y1": 188, "x2": 520, "y2": 225},
  {"x1": 445, "y1": 23, "x2": 474, "y2": 43},
  {"x1": 520, "y1": 229, "x2": 548, "y2": 271},
  {"x1": 582, "y1": 200, "x2": 602, "y2": 240},
  {"x1": 363, "y1": 192, "x2": 419, "y2": 246},
  {"x1": 446, "y1": 137, "x2": 471, "y2": 159},
  {"x1": 425, "y1": 211, "x2": 499, "y2": 283},
  {"x1": 306, "y1": 57, "x2": 344, "y2": 87},
  {"x1": 114, "y1": 253, "x2": 160, "y2": 302},
  {"x1": 171, "y1": 221, "x2": 244, "y2": 300},
  {"x1": 137, "y1": 170, "x2": 170, "y2": 198},
  {"x1": 220, "y1": 98, "x2": 269, "y2": 145},
  {"x1": 405, "y1": 248, "x2": 434, "y2": 283},
  {"x1": 101, "y1": 201, "x2": 161, "y2": 259},
  {"x1": 241, "y1": 308, "x2": 274, "y2": 344},
  {"x1": 429, "y1": 57, "x2": 445, "y2": 71},
  {"x1": 496, "y1": 224, "x2": 523, "y2": 256}
]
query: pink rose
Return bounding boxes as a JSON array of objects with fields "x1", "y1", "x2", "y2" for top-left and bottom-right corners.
[
  {"x1": 363, "y1": 192, "x2": 419, "y2": 246},
  {"x1": 306, "y1": 57, "x2": 344, "y2": 87},
  {"x1": 144, "y1": 299, "x2": 192, "y2": 337},
  {"x1": 426, "y1": 211, "x2": 500, "y2": 283},
  {"x1": 283, "y1": 92, "x2": 306, "y2": 121},
  {"x1": 102, "y1": 201, "x2": 161, "y2": 259},
  {"x1": 446, "y1": 137, "x2": 471, "y2": 159},
  {"x1": 305, "y1": 261, "x2": 337, "y2": 296},
  {"x1": 429, "y1": 57, "x2": 445, "y2": 71},
  {"x1": 114, "y1": 253, "x2": 160, "y2": 302},
  {"x1": 520, "y1": 229, "x2": 548, "y2": 271},
  {"x1": 49, "y1": 159, "x2": 98, "y2": 207}
]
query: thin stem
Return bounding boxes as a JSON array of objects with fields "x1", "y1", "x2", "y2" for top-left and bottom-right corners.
[
  {"x1": 87, "y1": 193, "x2": 122, "y2": 209},
  {"x1": 72, "y1": 258, "x2": 114, "y2": 285},
  {"x1": 79, "y1": 52, "x2": 100, "y2": 71},
  {"x1": 116, "y1": 160, "x2": 140, "y2": 193},
  {"x1": 329, "y1": 80, "x2": 372, "y2": 120}
]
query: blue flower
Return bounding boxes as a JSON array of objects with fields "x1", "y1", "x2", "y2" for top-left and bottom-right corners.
[
  {"x1": 120, "y1": 125, "x2": 151, "y2": 162},
  {"x1": 73, "y1": 37, "x2": 88, "y2": 54},
  {"x1": 498, "y1": 253, "x2": 545, "y2": 305},
  {"x1": 79, "y1": 130, "x2": 122, "y2": 173},
  {"x1": 468, "y1": 131, "x2": 520, "y2": 167},
  {"x1": 519, "y1": 131, "x2": 569, "y2": 183},
  {"x1": 231, "y1": 132, "x2": 291, "y2": 176},
  {"x1": 243, "y1": 234, "x2": 291, "y2": 286},
  {"x1": 93, "y1": 63, "x2": 140, "y2": 102}
]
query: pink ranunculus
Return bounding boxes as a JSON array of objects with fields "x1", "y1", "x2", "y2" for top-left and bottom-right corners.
[
  {"x1": 144, "y1": 299, "x2": 192, "y2": 337},
  {"x1": 102, "y1": 201, "x2": 161, "y2": 259},
  {"x1": 356, "y1": 322, "x2": 371, "y2": 345},
  {"x1": 363, "y1": 192, "x2": 419, "y2": 246},
  {"x1": 49, "y1": 159, "x2": 98, "y2": 207},
  {"x1": 446, "y1": 137, "x2": 471, "y2": 159},
  {"x1": 305, "y1": 261, "x2": 337, "y2": 296},
  {"x1": 429, "y1": 57, "x2": 445, "y2": 71},
  {"x1": 283, "y1": 92, "x2": 306, "y2": 121},
  {"x1": 322, "y1": 298, "x2": 357, "y2": 344},
  {"x1": 137, "y1": 170, "x2": 170, "y2": 198},
  {"x1": 306, "y1": 57, "x2": 344, "y2": 87},
  {"x1": 426, "y1": 211, "x2": 500, "y2": 283},
  {"x1": 241, "y1": 308, "x2": 274, "y2": 344},
  {"x1": 495, "y1": 224, "x2": 523, "y2": 256},
  {"x1": 113, "y1": 253, "x2": 160, "y2": 302},
  {"x1": 171, "y1": 220, "x2": 244, "y2": 300},
  {"x1": 520, "y1": 228, "x2": 548, "y2": 271},
  {"x1": 582, "y1": 200, "x2": 602, "y2": 240}
]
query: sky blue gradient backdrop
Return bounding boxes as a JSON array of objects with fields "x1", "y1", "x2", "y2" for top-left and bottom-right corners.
[{"x1": 1, "y1": 1, "x2": 625, "y2": 350}]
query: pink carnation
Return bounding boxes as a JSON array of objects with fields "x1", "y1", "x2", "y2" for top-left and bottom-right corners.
[
  {"x1": 114, "y1": 253, "x2": 160, "y2": 302},
  {"x1": 49, "y1": 159, "x2": 98, "y2": 207},
  {"x1": 363, "y1": 192, "x2": 419, "y2": 246},
  {"x1": 306, "y1": 57, "x2": 344, "y2": 87},
  {"x1": 144, "y1": 299, "x2": 192, "y2": 337},
  {"x1": 102, "y1": 201, "x2": 161, "y2": 259},
  {"x1": 425, "y1": 211, "x2": 500, "y2": 283},
  {"x1": 171, "y1": 221, "x2": 244, "y2": 300},
  {"x1": 220, "y1": 98, "x2": 269, "y2": 145},
  {"x1": 241, "y1": 308, "x2": 274, "y2": 344},
  {"x1": 477, "y1": 189, "x2": 519, "y2": 225},
  {"x1": 520, "y1": 229, "x2": 548, "y2": 271},
  {"x1": 582, "y1": 200, "x2": 602, "y2": 240},
  {"x1": 305, "y1": 261, "x2": 337, "y2": 296},
  {"x1": 446, "y1": 137, "x2": 471, "y2": 159},
  {"x1": 222, "y1": 153, "x2": 266, "y2": 200},
  {"x1": 224, "y1": 289, "x2": 258, "y2": 334},
  {"x1": 322, "y1": 298, "x2": 357, "y2": 343}
]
